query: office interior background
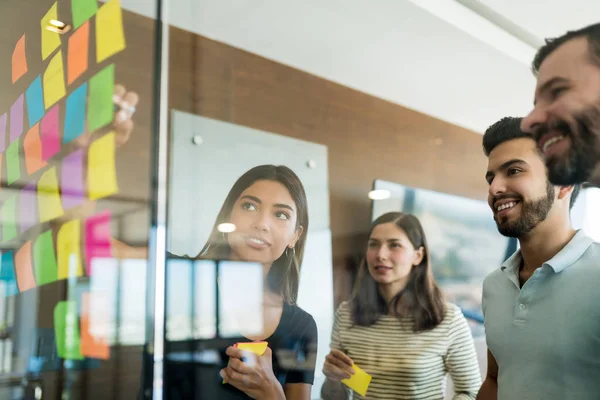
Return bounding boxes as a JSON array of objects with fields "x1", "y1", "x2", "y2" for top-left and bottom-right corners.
[{"x1": 0, "y1": 0, "x2": 598, "y2": 398}]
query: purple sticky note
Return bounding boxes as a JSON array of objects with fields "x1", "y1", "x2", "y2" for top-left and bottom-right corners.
[
  {"x1": 20, "y1": 181, "x2": 38, "y2": 234},
  {"x1": 10, "y1": 95, "x2": 24, "y2": 143},
  {"x1": 61, "y1": 149, "x2": 85, "y2": 210},
  {"x1": 41, "y1": 105, "x2": 60, "y2": 161},
  {"x1": 0, "y1": 114, "x2": 6, "y2": 153}
]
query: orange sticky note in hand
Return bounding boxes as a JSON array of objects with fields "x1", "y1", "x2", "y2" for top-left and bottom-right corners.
[
  {"x1": 223, "y1": 341, "x2": 268, "y2": 383},
  {"x1": 341, "y1": 363, "x2": 372, "y2": 397}
]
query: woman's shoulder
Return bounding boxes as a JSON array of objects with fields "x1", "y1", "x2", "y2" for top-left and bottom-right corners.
[
  {"x1": 282, "y1": 303, "x2": 317, "y2": 336},
  {"x1": 442, "y1": 302, "x2": 468, "y2": 324}
]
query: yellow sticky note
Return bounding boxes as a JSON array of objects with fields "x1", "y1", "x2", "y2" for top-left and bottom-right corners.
[
  {"x1": 43, "y1": 51, "x2": 66, "y2": 110},
  {"x1": 224, "y1": 342, "x2": 268, "y2": 383},
  {"x1": 57, "y1": 219, "x2": 83, "y2": 279},
  {"x1": 37, "y1": 167, "x2": 64, "y2": 223},
  {"x1": 88, "y1": 132, "x2": 118, "y2": 200},
  {"x1": 96, "y1": 0, "x2": 126, "y2": 63},
  {"x1": 341, "y1": 364, "x2": 372, "y2": 397},
  {"x1": 41, "y1": 2, "x2": 61, "y2": 60},
  {"x1": 236, "y1": 341, "x2": 268, "y2": 355}
]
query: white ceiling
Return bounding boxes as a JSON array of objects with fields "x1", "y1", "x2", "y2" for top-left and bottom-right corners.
[{"x1": 119, "y1": 0, "x2": 599, "y2": 134}]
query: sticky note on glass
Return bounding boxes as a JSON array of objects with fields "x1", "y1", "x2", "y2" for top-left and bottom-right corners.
[
  {"x1": 341, "y1": 364, "x2": 372, "y2": 397},
  {"x1": 67, "y1": 21, "x2": 89, "y2": 85},
  {"x1": 54, "y1": 301, "x2": 84, "y2": 360},
  {"x1": 41, "y1": 3, "x2": 61, "y2": 60},
  {"x1": 72, "y1": 0, "x2": 98, "y2": 29},
  {"x1": 96, "y1": 0, "x2": 126, "y2": 63},
  {"x1": 43, "y1": 51, "x2": 66, "y2": 110},
  {"x1": 57, "y1": 219, "x2": 83, "y2": 279},
  {"x1": 0, "y1": 251, "x2": 18, "y2": 297},
  {"x1": 6, "y1": 139, "x2": 20, "y2": 186},
  {"x1": 80, "y1": 292, "x2": 110, "y2": 360},
  {"x1": 62, "y1": 149, "x2": 85, "y2": 210},
  {"x1": 1, "y1": 196, "x2": 17, "y2": 243},
  {"x1": 12, "y1": 34, "x2": 28, "y2": 83},
  {"x1": 41, "y1": 105, "x2": 61, "y2": 161},
  {"x1": 88, "y1": 64, "x2": 114, "y2": 131},
  {"x1": 26, "y1": 76, "x2": 45, "y2": 127},
  {"x1": 24, "y1": 124, "x2": 47, "y2": 175},
  {"x1": 0, "y1": 113, "x2": 6, "y2": 153},
  {"x1": 38, "y1": 167, "x2": 64, "y2": 223},
  {"x1": 33, "y1": 230, "x2": 58, "y2": 286},
  {"x1": 20, "y1": 181, "x2": 38, "y2": 234},
  {"x1": 88, "y1": 132, "x2": 118, "y2": 200},
  {"x1": 15, "y1": 241, "x2": 36, "y2": 292},
  {"x1": 65, "y1": 83, "x2": 88, "y2": 143},
  {"x1": 85, "y1": 211, "x2": 112, "y2": 275},
  {"x1": 10, "y1": 94, "x2": 24, "y2": 143}
]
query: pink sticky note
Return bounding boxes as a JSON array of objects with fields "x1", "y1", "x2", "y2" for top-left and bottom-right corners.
[
  {"x1": 0, "y1": 113, "x2": 7, "y2": 153},
  {"x1": 85, "y1": 211, "x2": 113, "y2": 275},
  {"x1": 61, "y1": 149, "x2": 85, "y2": 210},
  {"x1": 10, "y1": 94, "x2": 24, "y2": 143},
  {"x1": 40, "y1": 105, "x2": 60, "y2": 161}
]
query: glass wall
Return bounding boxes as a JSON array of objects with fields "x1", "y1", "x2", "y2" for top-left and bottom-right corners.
[{"x1": 0, "y1": 0, "x2": 159, "y2": 398}]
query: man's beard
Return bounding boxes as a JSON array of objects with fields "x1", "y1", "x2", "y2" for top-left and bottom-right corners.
[
  {"x1": 539, "y1": 103, "x2": 600, "y2": 185},
  {"x1": 494, "y1": 182, "x2": 555, "y2": 238}
]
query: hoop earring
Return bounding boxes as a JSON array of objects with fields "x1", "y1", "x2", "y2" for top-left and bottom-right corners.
[{"x1": 286, "y1": 247, "x2": 295, "y2": 258}]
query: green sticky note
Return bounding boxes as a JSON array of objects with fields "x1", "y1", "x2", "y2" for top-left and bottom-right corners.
[
  {"x1": 54, "y1": 301, "x2": 84, "y2": 360},
  {"x1": 72, "y1": 0, "x2": 98, "y2": 29},
  {"x1": 2, "y1": 196, "x2": 17, "y2": 242},
  {"x1": 6, "y1": 139, "x2": 20, "y2": 185},
  {"x1": 33, "y1": 230, "x2": 58, "y2": 285},
  {"x1": 88, "y1": 64, "x2": 114, "y2": 132}
]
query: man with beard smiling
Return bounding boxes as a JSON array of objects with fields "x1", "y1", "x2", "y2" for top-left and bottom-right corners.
[
  {"x1": 521, "y1": 23, "x2": 600, "y2": 186},
  {"x1": 476, "y1": 117, "x2": 600, "y2": 400}
]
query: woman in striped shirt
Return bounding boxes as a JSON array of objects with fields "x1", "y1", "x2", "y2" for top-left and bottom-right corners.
[{"x1": 322, "y1": 212, "x2": 481, "y2": 399}]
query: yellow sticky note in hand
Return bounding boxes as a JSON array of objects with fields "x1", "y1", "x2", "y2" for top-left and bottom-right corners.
[
  {"x1": 341, "y1": 364, "x2": 372, "y2": 397},
  {"x1": 235, "y1": 341, "x2": 268, "y2": 355},
  {"x1": 223, "y1": 341, "x2": 268, "y2": 383}
]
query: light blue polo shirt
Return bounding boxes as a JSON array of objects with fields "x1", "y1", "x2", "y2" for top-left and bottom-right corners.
[{"x1": 482, "y1": 230, "x2": 600, "y2": 400}]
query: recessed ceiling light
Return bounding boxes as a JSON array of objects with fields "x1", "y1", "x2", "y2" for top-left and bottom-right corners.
[{"x1": 368, "y1": 190, "x2": 391, "y2": 200}]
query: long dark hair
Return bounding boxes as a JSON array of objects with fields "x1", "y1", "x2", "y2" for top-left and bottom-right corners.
[
  {"x1": 351, "y1": 212, "x2": 445, "y2": 332},
  {"x1": 198, "y1": 165, "x2": 309, "y2": 304}
]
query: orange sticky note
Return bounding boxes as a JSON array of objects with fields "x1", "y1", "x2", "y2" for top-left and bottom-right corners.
[
  {"x1": 341, "y1": 364, "x2": 372, "y2": 397},
  {"x1": 37, "y1": 167, "x2": 64, "y2": 223},
  {"x1": 57, "y1": 219, "x2": 83, "y2": 279},
  {"x1": 80, "y1": 292, "x2": 110, "y2": 359},
  {"x1": 41, "y1": 2, "x2": 61, "y2": 60},
  {"x1": 15, "y1": 241, "x2": 36, "y2": 292},
  {"x1": 43, "y1": 50, "x2": 66, "y2": 110},
  {"x1": 12, "y1": 34, "x2": 28, "y2": 83},
  {"x1": 24, "y1": 124, "x2": 47, "y2": 175},
  {"x1": 88, "y1": 132, "x2": 118, "y2": 200},
  {"x1": 67, "y1": 21, "x2": 89, "y2": 85},
  {"x1": 96, "y1": 0, "x2": 126, "y2": 63}
]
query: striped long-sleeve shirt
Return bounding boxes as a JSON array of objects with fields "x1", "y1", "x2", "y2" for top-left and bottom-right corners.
[{"x1": 330, "y1": 301, "x2": 481, "y2": 399}]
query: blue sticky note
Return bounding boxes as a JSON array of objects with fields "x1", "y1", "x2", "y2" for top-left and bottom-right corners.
[
  {"x1": 0, "y1": 251, "x2": 18, "y2": 297},
  {"x1": 64, "y1": 83, "x2": 87, "y2": 143},
  {"x1": 26, "y1": 76, "x2": 45, "y2": 127}
]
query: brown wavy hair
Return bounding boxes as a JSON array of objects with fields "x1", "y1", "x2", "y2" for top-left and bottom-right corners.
[
  {"x1": 197, "y1": 165, "x2": 308, "y2": 304},
  {"x1": 351, "y1": 212, "x2": 445, "y2": 332}
]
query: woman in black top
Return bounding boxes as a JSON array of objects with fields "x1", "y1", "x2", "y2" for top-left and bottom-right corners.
[{"x1": 166, "y1": 165, "x2": 318, "y2": 400}]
